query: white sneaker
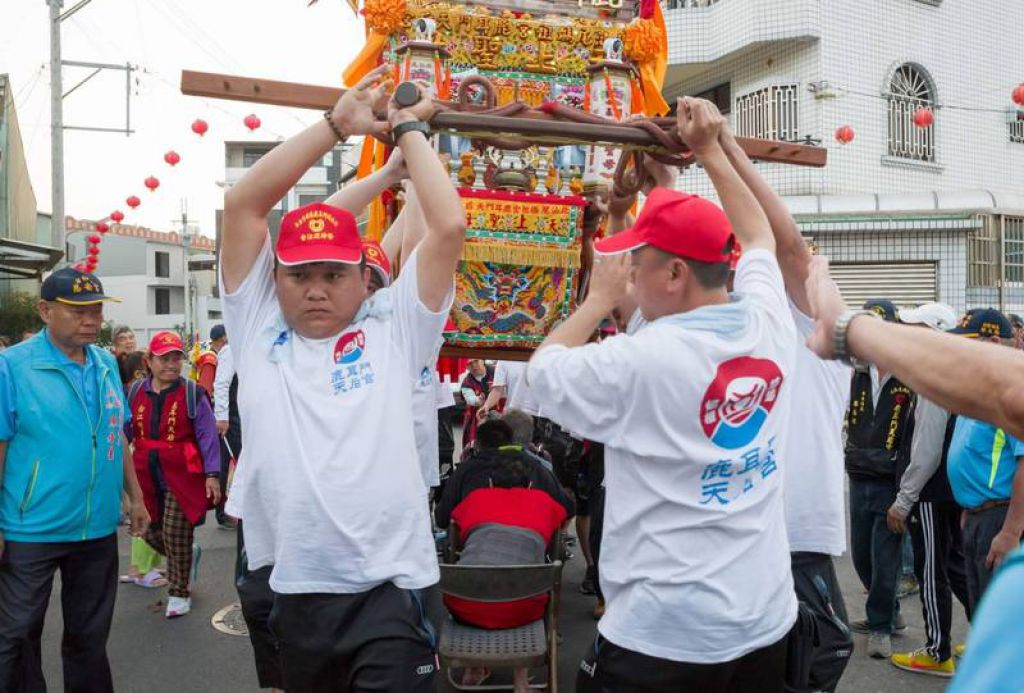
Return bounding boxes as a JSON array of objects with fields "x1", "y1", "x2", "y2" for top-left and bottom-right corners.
[{"x1": 165, "y1": 595, "x2": 192, "y2": 619}]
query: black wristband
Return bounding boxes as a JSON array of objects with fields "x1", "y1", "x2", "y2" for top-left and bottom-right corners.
[
  {"x1": 391, "y1": 120, "x2": 430, "y2": 142},
  {"x1": 205, "y1": 472, "x2": 220, "y2": 479},
  {"x1": 323, "y1": 109, "x2": 347, "y2": 142}
]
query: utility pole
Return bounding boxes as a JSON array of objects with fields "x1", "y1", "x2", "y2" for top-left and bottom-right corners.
[
  {"x1": 49, "y1": 0, "x2": 132, "y2": 264},
  {"x1": 180, "y1": 201, "x2": 193, "y2": 347},
  {"x1": 49, "y1": 0, "x2": 65, "y2": 254}
]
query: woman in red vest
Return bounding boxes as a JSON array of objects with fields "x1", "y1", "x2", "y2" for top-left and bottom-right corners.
[{"x1": 126, "y1": 331, "x2": 221, "y2": 618}]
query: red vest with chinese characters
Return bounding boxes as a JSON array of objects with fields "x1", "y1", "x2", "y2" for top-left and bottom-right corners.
[{"x1": 129, "y1": 378, "x2": 209, "y2": 525}]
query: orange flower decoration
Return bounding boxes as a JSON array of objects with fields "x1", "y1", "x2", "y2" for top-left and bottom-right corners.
[
  {"x1": 623, "y1": 18, "x2": 663, "y2": 64},
  {"x1": 363, "y1": 0, "x2": 407, "y2": 34}
]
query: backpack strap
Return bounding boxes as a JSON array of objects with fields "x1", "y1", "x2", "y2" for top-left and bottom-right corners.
[
  {"x1": 185, "y1": 378, "x2": 198, "y2": 420},
  {"x1": 127, "y1": 379, "x2": 145, "y2": 409}
]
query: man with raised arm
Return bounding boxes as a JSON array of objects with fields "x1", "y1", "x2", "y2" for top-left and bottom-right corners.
[
  {"x1": 220, "y1": 67, "x2": 465, "y2": 692},
  {"x1": 531, "y1": 97, "x2": 798, "y2": 692}
]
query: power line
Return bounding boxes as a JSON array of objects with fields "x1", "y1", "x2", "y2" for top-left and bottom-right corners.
[
  {"x1": 137, "y1": 67, "x2": 294, "y2": 141},
  {"x1": 12, "y1": 65, "x2": 46, "y2": 110},
  {"x1": 826, "y1": 85, "x2": 1022, "y2": 116}
]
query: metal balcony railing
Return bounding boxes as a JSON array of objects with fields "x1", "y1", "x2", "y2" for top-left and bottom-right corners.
[{"x1": 665, "y1": 0, "x2": 722, "y2": 8}]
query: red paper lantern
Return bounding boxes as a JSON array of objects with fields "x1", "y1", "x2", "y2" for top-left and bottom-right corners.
[
  {"x1": 87, "y1": 246, "x2": 101, "y2": 256},
  {"x1": 244, "y1": 114, "x2": 261, "y2": 131},
  {"x1": 834, "y1": 125, "x2": 855, "y2": 145},
  {"x1": 1013, "y1": 84, "x2": 1024, "y2": 107},
  {"x1": 87, "y1": 234, "x2": 101, "y2": 244},
  {"x1": 95, "y1": 222, "x2": 109, "y2": 233},
  {"x1": 913, "y1": 107, "x2": 934, "y2": 128},
  {"x1": 110, "y1": 210, "x2": 124, "y2": 223},
  {"x1": 191, "y1": 119, "x2": 209, "y2": 136},
  {"x1": 144, "y1": 176, "x2": 160, "y2": 192},
  {"x1": 126, "y1": 195, "x2": 141, "y2": 209},
  {"x1": 164, "y1": 150, "x2": 181, "y2": 166}
]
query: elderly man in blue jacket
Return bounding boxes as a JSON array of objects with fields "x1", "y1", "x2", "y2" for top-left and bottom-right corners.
[{"x1": 0, "y1": 267, "x2": 148, "y2": 693}]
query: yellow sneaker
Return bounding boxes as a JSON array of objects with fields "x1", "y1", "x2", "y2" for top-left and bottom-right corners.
[
  {"x1": 890, "y1": 649, "x2": 955, "y2": 678},
  {"x1": 954, "y1": 643, "x2": 966, "y2": 658}
]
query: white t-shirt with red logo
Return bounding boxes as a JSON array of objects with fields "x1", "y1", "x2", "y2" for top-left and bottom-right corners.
[
  {"x1": 527, "y1": 249, "x2": 797, "y2": 663},
  {"x1": 222, "y1": 240, "x2": 450, "y2": 594}
]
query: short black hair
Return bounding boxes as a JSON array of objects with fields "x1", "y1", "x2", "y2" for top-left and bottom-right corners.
[
  {"x1": 488, "y1": 451, "x2": 533, "y2": 489},
  {"x1": 648, "y1": 246, "x2": 731, "y2": 289},
  {"x1": 683, "y1": 257, "x2": 731, "y2": 289},
  {"x1": 476, "y1": 419, "x2": 514, "y2": 450}
]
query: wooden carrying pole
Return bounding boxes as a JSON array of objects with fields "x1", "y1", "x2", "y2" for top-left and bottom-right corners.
[{"x1": 181, "y1": 69, "x2": 827, "y2": 167}]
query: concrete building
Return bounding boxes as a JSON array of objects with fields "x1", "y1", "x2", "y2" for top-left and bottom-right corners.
[
  {"x1": 216, "y1": 139, "x2": 357, "y2": 250},
  {"x1": 661, "y1": 0, "x2": 1024, "y2": 312},
  {"x1": 66, "y1": 217, "x2": 218, "y2": 344},
  {"x1": 0, "y1": 74, "x2": 61, "y2": 300}
]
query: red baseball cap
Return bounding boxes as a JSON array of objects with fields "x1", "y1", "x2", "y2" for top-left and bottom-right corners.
[
  {"x1": 594, "y1": 187, "x2": 736, "y2": 263},
  {"x1": 149, "y1": 331, "x2": 184, "y2": 356},
  {"x1": 276, "y1": 202, "x2": 362, "y2": 266},
  {"x1": 362, "y1": 240, "x2": 391, "y2": 287}
]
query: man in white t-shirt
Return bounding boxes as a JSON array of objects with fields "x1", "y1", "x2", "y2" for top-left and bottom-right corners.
[
  {"x1": 220, "y1": 67, "x2": 465, "y2": 692},
  {"x1": 530, "y1": 97, "x2": 798, "y2": 692},
  {"x1": 715, "y1": 125, "x2": 855, "y2": 689},
  {"x1": 478, "y1": 360, "x2": 540, "y2": 418}
]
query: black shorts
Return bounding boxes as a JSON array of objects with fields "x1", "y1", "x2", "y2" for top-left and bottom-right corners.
[
  {"x1": 576, "y1": 632, "x2": 789, "y2": 693},
  {"x1": 269, "y1": 582, "x2": 439, "y2": 693},
  {"x1": 236, "y1": 522, "x2": 283, "y2": 690}
]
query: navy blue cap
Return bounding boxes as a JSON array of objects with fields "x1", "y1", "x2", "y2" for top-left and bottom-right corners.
[
  {"x1": 210, "y1": 324, "x2": 226, "y2": 341},
  {"x1": 40, "y1": 267, "x2": 119, "y2": 305},
  {"x1": 862, "y1": 298, "x2": 898, "y2": 323},
  {"x1": 949, "y1": 308, "x2": 1013, "y2": 339}
]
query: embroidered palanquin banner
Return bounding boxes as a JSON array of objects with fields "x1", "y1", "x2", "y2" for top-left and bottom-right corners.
[{"x1": 446, "y1": 188, "x2": 587, "y2": 350}]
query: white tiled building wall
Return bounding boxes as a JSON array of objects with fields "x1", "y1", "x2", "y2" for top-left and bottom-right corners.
[
  {"x1": 661, "y1": 0, "x2": 1024, "y2": 311},
  {"x1": 664, "y1": 0, "x2": 1024, "y2": 200}
]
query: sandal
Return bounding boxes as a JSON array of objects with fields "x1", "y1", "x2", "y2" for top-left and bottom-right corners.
[{"x1": 135, "y1": 569, "x2": 168, "y2": 588}]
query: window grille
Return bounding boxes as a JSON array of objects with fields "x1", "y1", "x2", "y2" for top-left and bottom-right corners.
[
  {"x1": 887, "y1": 64, "x2": 936, "y2": 162},
  {"x1": 734, "y1": 84, "x2": 799, "y2": 141}
]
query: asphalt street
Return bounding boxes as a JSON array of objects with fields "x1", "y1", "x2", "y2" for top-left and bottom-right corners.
[{"x1": 32, "y1": 511, "x2": 969, "y2": 693}]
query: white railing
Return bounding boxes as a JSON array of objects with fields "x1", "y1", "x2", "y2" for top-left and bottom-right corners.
[
  {"x1": 1010, "y1": 112, "x2": 1024, "y2": 144},
  {"x1": 734, "y1": 84, "x2": 800, "y2": 142},
  {"x1": 887, "y1": 96, "x2": 935, "y2": 162},
  {"x1": 665, "y1": 0, "x2": 722, "y2": 8}
]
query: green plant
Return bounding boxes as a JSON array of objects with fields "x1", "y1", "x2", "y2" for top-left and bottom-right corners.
[{"x1": 0, "y1": 292, "x2": 44, "y2": 343}]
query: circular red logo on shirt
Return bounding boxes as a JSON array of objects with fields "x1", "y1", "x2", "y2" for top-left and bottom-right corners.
[
  {"x1": 333, "y1": 330, "x2": 365, "y2": 364},
  {"x1": 700, "y1": 356, "x2": 784, "y2": 449}
]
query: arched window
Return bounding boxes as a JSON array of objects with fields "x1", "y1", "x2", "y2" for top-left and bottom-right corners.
[{"x1": 887, "y1": 63, "x2": 936, "y2": 162}]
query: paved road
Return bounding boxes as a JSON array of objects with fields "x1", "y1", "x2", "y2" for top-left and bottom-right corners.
[{"x1": 34, "y1": 517, "x2": 967, "y2": 692}]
